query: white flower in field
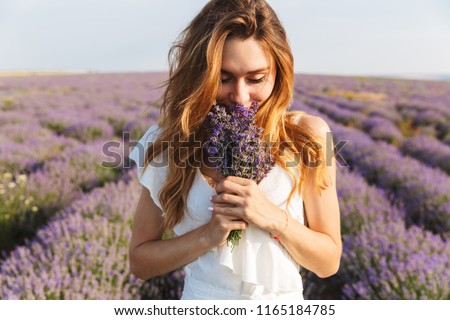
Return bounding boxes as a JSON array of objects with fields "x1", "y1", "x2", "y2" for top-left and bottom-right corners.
[
  {"x1": 28, "y1": 196, "x2": 34, "y2": 201},
  {"x1": 31, "y1": 206, "x2": 38, "y2": 212},
  {"x1": 17, "y1": 174, "x2": 27, "y2": 184},
  {"x1": 24, "y1": 198, "x2": 31, "y2": 206},
  {"x1": 19, "y1": 195, "x2": 25, "y2": 200},
  {"x1": 0, "y1": 189, "x2": 5, "y2": 195},
  {"x1": 3, "y1": 172, "x2": 13, "y2": 180},
  {"x1": 7, "y1": 182, "x2": 16, "y2": 189}
]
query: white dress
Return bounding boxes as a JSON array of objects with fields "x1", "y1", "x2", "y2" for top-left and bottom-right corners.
[{"x1": 129, "y1": 122, "x2": 305, "y2": 300}]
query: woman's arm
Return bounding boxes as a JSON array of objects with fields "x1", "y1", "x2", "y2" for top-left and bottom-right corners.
[
  {"x1": 129, "y1": 186, "x2": 248, "y2": 280},
  {"x1": 270, "y1": 115, "x2": 342, "y2": 277}
]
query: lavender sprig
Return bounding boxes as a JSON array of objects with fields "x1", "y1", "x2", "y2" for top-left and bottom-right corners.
[{"x1": 203, "y1": 102, "x2": 275, "y2": 249}]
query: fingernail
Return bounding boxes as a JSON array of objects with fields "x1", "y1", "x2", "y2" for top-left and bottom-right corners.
[
  {"x1": 209, "y1": 196, "x2": 213, "y2": 201},
  {"x1": 208, "y1": 207, "x2": 214, "y2": 211}
]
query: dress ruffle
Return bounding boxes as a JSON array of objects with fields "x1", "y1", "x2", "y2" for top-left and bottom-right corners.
[
  {"x1": 128, "y1": 124, "x2": 167, "y2": 212},
  {"x1": 216, "y1": 222, "x2": 304, "y2": 296}
]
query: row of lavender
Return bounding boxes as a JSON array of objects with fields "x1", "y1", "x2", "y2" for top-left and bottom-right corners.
[
  {"x1": 0, "y1": 74, "x2": 162, "y2": 251},
  {"x1": 294, "y1": 76, "x2": 450, "y2": 175},
  {"x1": 1, "y1": 73, "x2": 449, "y2": 299},
  {"x1": 0, "y1": 143, "x2": 119, "y2": 251},
  {"x1": 1, "y1": 173, "x2": 145, "y2": 299},
  {"x1": 1, "y1": 73, "x2": 164, "y2": 175},
  {"x1": 296, "y1": 74, "x2": 450, "y2": 133},
  {"x1": 303, "y1": 95, "x2": 450, "y2": 175}
]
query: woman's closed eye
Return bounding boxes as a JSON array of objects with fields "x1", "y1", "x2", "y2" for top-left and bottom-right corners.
[
  {"x1": 248, "y1": 76, "x2": 266, "y2": 84},
  {"x1": 220, "y1": 75, "x2": 266, "y2": 84}
]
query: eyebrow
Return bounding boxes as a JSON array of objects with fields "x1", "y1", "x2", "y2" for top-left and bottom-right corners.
[{"x1": 220, "y1": 67, "x2": 269, "y2": 76}]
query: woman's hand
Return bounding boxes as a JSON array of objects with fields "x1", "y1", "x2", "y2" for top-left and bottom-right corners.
[
  {"x1": 203, "y1": 203, "x2": 248, "y2": 248},
  {"x1": 210, "y1": 176, "x2": 283, "y2": 234}
]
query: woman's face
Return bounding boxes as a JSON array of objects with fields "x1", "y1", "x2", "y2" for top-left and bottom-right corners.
[{"x1": 216, "y1": 37, "x2": 276, "y2": 109}]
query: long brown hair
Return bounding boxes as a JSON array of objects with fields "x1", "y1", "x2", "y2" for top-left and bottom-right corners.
[{"x1": 142, "y1": 0, "x2": 328, "y2": 232}]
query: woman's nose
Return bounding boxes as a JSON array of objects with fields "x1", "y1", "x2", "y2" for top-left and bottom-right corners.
[{"x1": 230, "y1": 80, "x2": 250, "y2": 106}]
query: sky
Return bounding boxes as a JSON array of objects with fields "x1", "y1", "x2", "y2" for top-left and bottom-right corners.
[{"x1": 1, "y1": 0, "x2": 450, "y2": 77}]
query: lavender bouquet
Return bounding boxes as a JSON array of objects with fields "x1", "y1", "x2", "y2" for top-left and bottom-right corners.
[{"x1": 202, "y1": 102, "x2": 275, "y2": 249}]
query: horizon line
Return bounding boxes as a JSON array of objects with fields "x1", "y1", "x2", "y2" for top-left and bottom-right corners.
[{"x1": 0, "y1": 70, "x2": 449, "y2": 82}]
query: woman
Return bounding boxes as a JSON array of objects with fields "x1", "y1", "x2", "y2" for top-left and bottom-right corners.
[{"x1": 128, "y1": 0, "x2": 341, "y2": 299}]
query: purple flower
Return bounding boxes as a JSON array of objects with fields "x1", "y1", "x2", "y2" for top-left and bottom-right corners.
[
  {"x1": 0, "y1": 175, "x2": 145, "y2": 299},
  {"x1": 362, "y1": 116, "x2": 403, "y2": 144},
  {"x1": 401, "y1": 135, "x2": 450, "y2": 174},
  {"x1": 202, "y1": 102, "x2": 275, "y2": 248},
  {"x1": 341, "y1": 221, "x2": 450, "y2": 299}
]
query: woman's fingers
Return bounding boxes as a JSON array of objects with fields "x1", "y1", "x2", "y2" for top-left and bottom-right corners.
[
  {"x1": 205, "y1": 213, "x2": 247, "y2": 247},
  {"x1": 209, "y1": 204, "x2": 245, "y2": 220},
  {"x1": 209, "y1": 205, "x2": 236, "y2": 216},
  {"x1": 211, "y1": 192, "x2": 241, "y2": 205},
  {"x1": 215, "y1": 177, "x2": 246, "y2": 196},
  {"x1": 228, "y1": 220, "x2": 248, "y2": 230},
  {"x1": 215, "y1": 213, "x2": 248, "y2": 229}
]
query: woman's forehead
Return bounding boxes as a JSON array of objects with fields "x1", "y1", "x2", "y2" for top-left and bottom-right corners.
[{"x1": 221, "y1": 37, "x2": 273, "y2": 75}]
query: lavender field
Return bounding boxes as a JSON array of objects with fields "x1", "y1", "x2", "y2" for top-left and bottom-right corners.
[{"x1": 0, "y1": 72, "x2": 449, "y2": 299}]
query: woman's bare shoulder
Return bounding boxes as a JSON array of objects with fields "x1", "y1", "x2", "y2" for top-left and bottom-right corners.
[{"x1": 296, "y1": 113, "x2": 331, "y2": 140}]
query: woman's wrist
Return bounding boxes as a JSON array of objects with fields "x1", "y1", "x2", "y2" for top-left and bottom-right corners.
[
  {"x1": 267, "y1": 207, "x2": 289, "y2": 238},
  {"x1": 270, "y1": 209, "x2": 288, "y2": 240},
  {"x1": 197, "y1": 224, "x2": 215, "y2": 251}
]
